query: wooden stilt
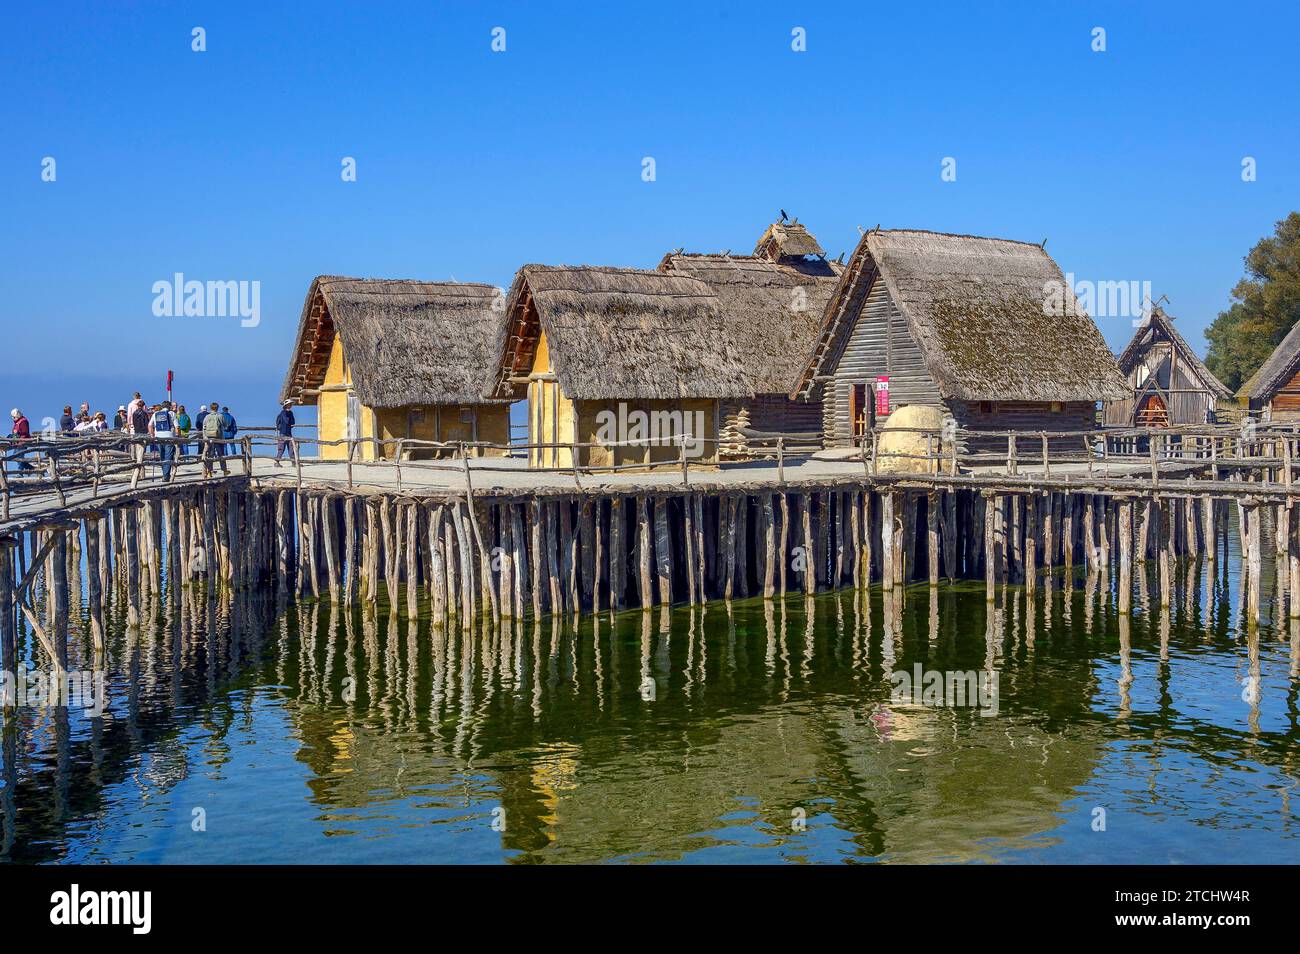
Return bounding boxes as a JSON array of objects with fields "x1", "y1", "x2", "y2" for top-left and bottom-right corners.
[
  {"x1": 761, "y1": 494, "x2": 775, "y2": 599},
  {"x1": 880, "y1": 492, "x2": 895, "y2": 592},
  {"x1": 1118, "y1": 498, "x2": 1133, "y2": 615},
  {"x1": 530, "y1": 499, "x2": 543, "y2": 617},
  {"x1": 927, "y1": 491, "x2": 939, "y2": 588},
  {"x1": 406, "y1": 504, "x2": 421, "y2": 622},
  {"x1": 654, "y1": 496, "x2": 672, "y2": 606},
  {"x1": 84, "y1": 516, "x2": 104, "y2": 651},
  {"x1": 1158, "y1": 498, "x2": 1172, "y2": 609},
  {"x1": 984, "y1": 493, "x2": 997, "y2": 603},
  {"x1": 636, "y1": 495, "x2": 652, "y2": 610},
  {"x1": 1024, "y1": 494, "x2": 1037, "y2": 595},
  {"x1": 427, "y1": 504, "x2": 446, "y2": 624},
  {"x1": 609, "y1": 497, "x2": 624, "y2": 612}
]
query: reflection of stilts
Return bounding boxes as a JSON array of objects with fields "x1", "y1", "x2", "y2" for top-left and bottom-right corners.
[{"x1": 1117, "y1": 611, "x2": 1132, "y2": 719}]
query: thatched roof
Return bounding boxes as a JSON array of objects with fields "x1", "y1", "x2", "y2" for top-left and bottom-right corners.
[
  {"x1": 658, "y1": 252, "x2": 842, "y2": 394},
  {"x1": 794, "y1": 229, "x2": 1128, "y2": 403},
  {"x1": 1116, "y1": 304, "x2": 1231, "y2": 399},
  {"x1": 754, "y1": 221, "x2": 824, "y2": 261},
  {"x1": 1238, "y1": 318, "x2": 1300, "y2": 402},
  {"x1": 489, "y1": 265, "x2": 752, "y2": 402},
  {"x1": 280, "y1": 276, "x2": 509, "y2": 408}
]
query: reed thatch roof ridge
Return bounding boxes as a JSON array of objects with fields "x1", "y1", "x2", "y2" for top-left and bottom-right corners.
[
  {"x1": 795, "y1": 228, "x2": 1129, "y2": 403},
  {"x1": 280, "y1": 275, "x2": 510, "y2": 409},
  {"x1": 491, "y1": 264, "x2": 753, "y2": 402},
  {"x1": 1239, "y1": 317, "x2": 1300, "y2": 401},
  {"x1": 754, "y1": 220, "x2": 825, "y2": 259},
  {"x1": 658, "y1": 252, "x2": 842, "y2": 394},
  {"x1": 1116, "y1": 303, "x2": 1232, "y2": 399}
]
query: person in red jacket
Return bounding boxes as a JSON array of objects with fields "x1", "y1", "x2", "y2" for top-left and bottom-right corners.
[{"x1": 8, "y1": 408, "x2": 33, "y2": 471}]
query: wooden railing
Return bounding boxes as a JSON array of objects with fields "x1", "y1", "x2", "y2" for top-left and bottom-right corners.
[{"x1": 4, "y1": 422, "x2": 1300, "y2": 524}]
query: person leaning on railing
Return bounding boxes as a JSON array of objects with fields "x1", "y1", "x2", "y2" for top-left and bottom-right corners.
[{"x1": 7, "y1": 408, "x2": 33, "y2": 472}]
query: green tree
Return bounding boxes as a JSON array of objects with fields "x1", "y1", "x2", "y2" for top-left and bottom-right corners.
[{"x1": 1204, "y1": 212, "x2": 1300, "y2": 392}]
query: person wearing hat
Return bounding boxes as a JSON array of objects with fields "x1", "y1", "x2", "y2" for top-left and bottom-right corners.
[
  {"x1": 8, "y1": 408, "x2": 33, "y2": 471},
  {"x1": 113, "y1": 405, "x2": 128, "y2": 430},
  {"x1": 274, "y1": 400, "x2": 296, "y2": 466}
]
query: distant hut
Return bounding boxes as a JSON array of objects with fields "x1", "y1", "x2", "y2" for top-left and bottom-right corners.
[
  {"x1": 487, "y1": 265, "x2": 751, "y2": 468},
  {"x1": 280, "y1": 276, "x2": 512, "y2": 461},
  {"x1": 658, "y1": 217, "x2": 842, "y2": 457},
  {"x1": 791, "y1": 229, "x2": 1127, "y2": 450},
  {"x1": 1238, "y1": 320, "x2": 1300, "y2": 421},
  {"x1": 1103, "y1": 303, "x2": 1230, "y2": 427}
]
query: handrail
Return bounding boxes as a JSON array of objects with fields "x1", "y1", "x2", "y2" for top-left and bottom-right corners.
[{"x1": 3, "y1": 422, "x2": 1299, "y2": 525}]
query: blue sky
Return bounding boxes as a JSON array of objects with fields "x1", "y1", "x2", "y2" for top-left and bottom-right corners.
[{"x1": 2, "y1": 1, "x2": 1296, "y2": 427}]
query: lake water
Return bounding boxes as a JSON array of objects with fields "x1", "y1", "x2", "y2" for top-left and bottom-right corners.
[{"x1": 2, "y1": 548, "x2": 1299, "y2": 864}]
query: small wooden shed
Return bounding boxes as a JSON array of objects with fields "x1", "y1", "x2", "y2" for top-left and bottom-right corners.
[
  {"x1": 280, "y1": 276, "x2": 512, "y2": 461},
  {"x1": 1103, "y1": 304, "x2": 1230, "y2": 427},
  {"x1": 792, "y1": 229, "x2": 1127, "y2": 449},
  {"x1": 488, "y1": 264, "x2": 751, "y2": 468},
  {"x1": 658, "y1": 218, "x2": 842, "y2": 457},
  {"x1": 1237, "y1": 319, "x2": 1300, "y2": 421}
]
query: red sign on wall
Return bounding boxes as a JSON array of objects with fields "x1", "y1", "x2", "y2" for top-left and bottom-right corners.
[{"x1": 874, "y1": 375, "x2": 890, "y2": 416}]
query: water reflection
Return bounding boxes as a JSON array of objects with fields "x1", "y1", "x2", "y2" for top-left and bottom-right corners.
[{"x1": 1, "y1": 545, "x2": 1299, "y2": 864}]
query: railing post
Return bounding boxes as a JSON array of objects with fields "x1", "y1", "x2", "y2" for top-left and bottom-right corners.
[
  {"x1": 460, "y1": 441, "x2": 475, "y2": 497},
  {"x1": 294, "y1": 438, "x2": 303, "y2": 490},
  {"x1": 395, "y1": 439, "x2": 404, "y2": 491},
  {"x1": 346, "y1": 439, "x2": 354, "y2": 489},
  {"x1": 0, "y1": 450, "x2": 10, "y2": 520},
  {"x1": 679, "y1": 436, "x2": 689, "y2": 487},
  {"x1": 1041, "y1": 433, "x2": 1050, "y2": 479},
  {"x1": 870, "y1": 429, "x2": 879, "y2": 476},
  {"x1": 50, "y1": 448, "x2": 66, "y2": 507},
  {"x1": 1006, "y1": 434, "x2": 1016, "y2": 476},
  {"x1": 778, "y1": 437, "x2": 786, "y2": 484}
]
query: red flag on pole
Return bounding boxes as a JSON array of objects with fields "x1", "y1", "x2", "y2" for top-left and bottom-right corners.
[{"x1": 167, "y1": 369, "x2": 174, "y2": 403}]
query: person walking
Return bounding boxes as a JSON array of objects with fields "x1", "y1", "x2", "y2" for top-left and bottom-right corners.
[
  {"x1": 129, "y1": 400, "x2": 151, "y2": 468},
  {"x1": 274, "y1": 400, "x2": 296, "y2": 466},
  {"x1": 8, "y1": 408, "x2": 33, "y2": 471},
  {"x1": 149, "y1": 401, "x2": 178, "y2": 480},
  {"x1": 201, "y1": 402, "x2": 227, "y2": 475},
  {"x1": 176, "y1": 404, "x2": 191, "y2": 458}
]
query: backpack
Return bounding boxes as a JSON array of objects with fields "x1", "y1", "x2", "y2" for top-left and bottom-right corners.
[
  {"x1": 202, "y1": 413, "x2": 224, "y2": 439},
  {"x1": 131, "y1": 407, "x2": 150, "y2": 433},
  {"x1": 152, "y1": 409, "x2": 174, "y2": 434}
]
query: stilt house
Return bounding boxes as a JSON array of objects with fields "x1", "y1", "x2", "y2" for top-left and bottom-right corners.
[
  {"x1": 280, "y1": 276, "x2": 512, "y2": 461},
  {"x1": 488, "y1": 265, "x2": 751, "y2": 468},
  {"x1": 791, "y1": 229, "x2": 1127, "y2": 449},
  {"x1": 1238, "y1": 319, "x2": 1300, "y2": 421},
  {"x1": 658, "y1": 218, "x2": 842, "y2": 457},
  {"x1": 1103, "y1": 303, "x2": 1230, "y2": 427}
]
